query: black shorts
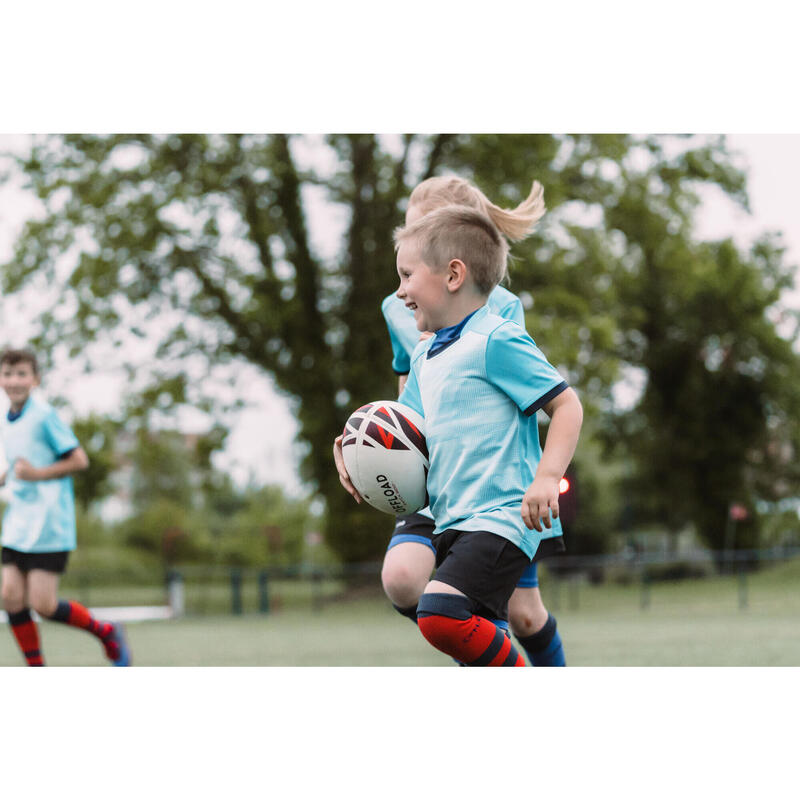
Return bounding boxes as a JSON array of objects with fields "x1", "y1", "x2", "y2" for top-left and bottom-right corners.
[
  {"x1": 387, "y1": 512, "x2": 436, "y2": 552},
  {"x1": 431, "y1": 529, "x2": 530, "y2": 622},
  {"x1": 1, "y1": 547, "x2": 70, "y2": 574}
]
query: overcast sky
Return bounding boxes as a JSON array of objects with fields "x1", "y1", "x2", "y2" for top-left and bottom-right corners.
[{"x1": 1, "y1": 134, "x2": 799, "y2": 495}]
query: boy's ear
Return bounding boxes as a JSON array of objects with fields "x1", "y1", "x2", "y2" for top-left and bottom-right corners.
[{"x1": 446, "y1": 258, "x2": 467, "y2": 293}]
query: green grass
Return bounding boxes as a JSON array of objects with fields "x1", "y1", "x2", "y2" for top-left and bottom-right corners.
[{"x1": 2, "y1": 559, "x2": 800, "y2": 666}]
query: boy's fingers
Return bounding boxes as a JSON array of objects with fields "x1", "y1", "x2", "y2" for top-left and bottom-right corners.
[
  {"x1": 522, "y1": 501, "x2": 532, "y2": 529},
  {"x1": 337, "y1": 473, "x2": 362, "y2": 504},
  {"x1": 332, "y1": 435, "x2": 362, "y2": 503},
  {"x1": 523, "y1": 500, "x2": 545, "y2": 531}
]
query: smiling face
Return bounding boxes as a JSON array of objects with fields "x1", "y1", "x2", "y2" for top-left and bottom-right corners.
[
  {"x1": 0, "y1": 360, "x2": 39, "y2": 411},
  {"x1": 395, "y1": 240, "x2": 450, "y2": 332}
]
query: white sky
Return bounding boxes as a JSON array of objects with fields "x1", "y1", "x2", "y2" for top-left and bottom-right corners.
[{"x1": 1, "y1": 134, "x2": 799, "y2": 495}]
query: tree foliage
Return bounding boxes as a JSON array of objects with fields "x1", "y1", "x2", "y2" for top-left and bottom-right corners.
[
  {"x1": 70, "y1": 414, "x2": 120, "y2": 512},
  {"x1": 3, "y1": 134, "x2": 799, "y2": 561}
]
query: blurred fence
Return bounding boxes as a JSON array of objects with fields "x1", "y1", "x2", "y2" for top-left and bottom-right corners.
[{"x1": 33, "y1": 544, "x2": 799, "y2": 620}]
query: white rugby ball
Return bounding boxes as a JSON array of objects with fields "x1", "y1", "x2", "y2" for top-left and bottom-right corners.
[{"x1": 341, "y1": 400, "x2": 428, "y2": 515}]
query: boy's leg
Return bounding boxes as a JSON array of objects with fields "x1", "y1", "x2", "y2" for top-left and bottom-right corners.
[
  {"x1": 27, "y1": 569, "x2": 131, "y2": 666},
  {"x1": 415, "y1": 532, "x2": 529, "y2": 667},
  {"x1": 417, "y1": 581, "x2": 525, "y2": 666},
  {"x1": 509, "y1": 563, "x2": 566, "y2": 666},
  {"x1": 1, "y1": 561, "x2": 44, "y2": 666},
  {"x1": 381, "y1": 514, "x2": 437, "y2": 622}
]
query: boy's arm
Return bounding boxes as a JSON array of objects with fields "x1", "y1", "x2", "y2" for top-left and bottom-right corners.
[
  {"x1": 15, "y1": 447, "x2": 90, "y2": 482},
  {"x1": 521, "y1": 388, "x2": 583, "y2": 532},
  {"x1": 396, "y1": 333, "x2": 432, "y2": 397}
]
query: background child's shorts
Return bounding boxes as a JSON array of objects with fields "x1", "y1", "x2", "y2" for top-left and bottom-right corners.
[{"x1": 1, "y1": 547, "x2": 70, "y2": 574}]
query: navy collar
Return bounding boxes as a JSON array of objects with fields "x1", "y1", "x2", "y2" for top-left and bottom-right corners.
[
  {"x1": 428, "y1": 308, "x2": 481, "y2": 359},
  {"x1": 7, "y1": 397, "x2": 30, "y2": 422}
]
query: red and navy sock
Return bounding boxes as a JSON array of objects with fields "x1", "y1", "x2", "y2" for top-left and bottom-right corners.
[
  {"x1": 392, "y1": 603, "x2": 419, "y2": 624},
  {"x1": 48, "y1": 600, "x2": 119, "y2": 661},
  {"x1": 8, "y1": 608, "x2": 45, "y2": 666},
  {"x1": 417, "y1": 593, "x2": 526, "y2": 667}
]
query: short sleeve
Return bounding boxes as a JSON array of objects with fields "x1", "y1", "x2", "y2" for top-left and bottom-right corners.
[
  {"x1": 499, "y1": 296, "x2": 526, "y2": 328},
  {"x1": 388, "y1": 324, "x2": 411, "y2": 375},
  {"x1": 42, "y1": 409, "x2": 80, "y2": 458},
  {"x1": 397, "y1": 362, "x2": 424, "y2": 418},
  {"x1": 486, "y1": 322, "x2": 568, "y2": 416}
]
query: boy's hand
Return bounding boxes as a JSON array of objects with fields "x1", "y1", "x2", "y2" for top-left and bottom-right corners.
[
  {"x1": 521, "y1": 475, "x2": 561, "y2": 532},
  {"x1": 0, "y1": 470, "x2": 6, "y2": 487},
  {"x1": 333, "y1": 435, "x2": 363, "y2": 504},
  {"x1": 14, "y1": 458, "x2": 40, "y2": 481}
]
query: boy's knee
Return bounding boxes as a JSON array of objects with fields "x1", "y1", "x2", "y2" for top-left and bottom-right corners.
[
  {"x1": 508, "y1": 591, "x2": 549, "y2": 638},
  {"x1": 1, "y1": 578, "x2": 25, "y2": 613},
  {"x1": 416, "y1": 592, "x2": 473, "y2": 648},
  {"x1": 1, "y1": 587, "x2": 25, "y2": 613},
  {"x1": 381, "y1": 561, "x2": 427, "y2": 608},
  {"x1": 28, "y1": 592, "x2": 58, "y2": 619}
]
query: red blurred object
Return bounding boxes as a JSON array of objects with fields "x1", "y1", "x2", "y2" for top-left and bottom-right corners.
[
  {"x1": 729, "y1": 503, "x2": 749, "y2": 521},
  {"x1": 559, "y1": 477, "x2": 570, "y2": 494}
]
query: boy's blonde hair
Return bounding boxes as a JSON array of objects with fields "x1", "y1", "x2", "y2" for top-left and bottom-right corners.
[
  {"x1": 394, "y1": 205, "x2": 509, "y2": 296},
  {"x1": 407, "y1": 175, "x2": 546, "y2": 242}
]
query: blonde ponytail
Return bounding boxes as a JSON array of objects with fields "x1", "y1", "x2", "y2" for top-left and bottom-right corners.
[
  {"x1": 483, "y1": 180, "x2": 545, "y2": 242},
  {"x1": 407, "y1": 176, "x2": 546, "y2": 242}
]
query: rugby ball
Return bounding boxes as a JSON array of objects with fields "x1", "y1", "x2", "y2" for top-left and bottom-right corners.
[{"x1": 341, "y1": 400, "x2": 428, "y2": 515}]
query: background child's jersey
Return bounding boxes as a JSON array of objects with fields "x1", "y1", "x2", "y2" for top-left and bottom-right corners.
[
  {"x1": 381, "y1": 284, "x2": 525, "y2": 376},
  {"x1": 399, "y1": 305, "x2": 568, "y2": 559},
  {"x1": 0, "y1": 395, "x2": 80, "y2": 552}
]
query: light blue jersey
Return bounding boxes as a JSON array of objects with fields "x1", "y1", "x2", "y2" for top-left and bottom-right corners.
[
  {"x1": 1, "y1": 395, "x2": 80, "y2": 552},
  {"x1": 383, "y1": 285, "x2": 526, "y2": 525},
  {"x1": 399, "y1": 304, "x2": 568, "y2": 560},
  {"x1": 381, "y1": 284, "x2": 525, "y2": 376}
]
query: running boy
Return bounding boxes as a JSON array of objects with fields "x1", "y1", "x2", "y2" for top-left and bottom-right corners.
[
  {"x1": 379, "y1": 175, "x2": 566, "y2": 666},
  {"x1": 0, "y1": 348, "x2": 131, "y2": 666},
  {"x1": 338, "y1": 206, "x2": 582, "y2": 665}
]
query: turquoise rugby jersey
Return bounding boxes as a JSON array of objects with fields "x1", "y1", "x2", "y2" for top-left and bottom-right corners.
[
  {"x1": 1, "y1": 395, "x2": 80, "y2": 552},
  {"x1": 383, "y1": 285, "x2": 527, "y2": 523},
  {"x1": 398, "y1": 304, "x2": 568, "y2": 559},
  {"x1": 381, "y1": 284, "x2": 525, "y2": 376}
]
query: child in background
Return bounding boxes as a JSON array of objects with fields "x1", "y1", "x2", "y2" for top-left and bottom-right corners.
[{"x1": 0, "y1": 348, "x2": 131, "y2": 666}]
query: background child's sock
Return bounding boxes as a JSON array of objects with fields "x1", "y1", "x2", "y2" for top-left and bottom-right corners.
[{"x1": 8, "y1": 608, "x2": 45, "y2": 666}]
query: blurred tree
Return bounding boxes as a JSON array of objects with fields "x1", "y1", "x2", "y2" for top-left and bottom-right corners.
[
  {"x1": 3, "y1": 134, "x2": 799, "y2": 563},
  {"x1": 211, "y1": 485, "x2": 315, "y2": 567},
  {"x1": 71, "y1": 414, "x2": 120, "y2": 512},
  {"x1": 129, "y1": 429, "x2": 197, "y2": 511},
  {"x1": 609, "y1": 230, "x2": 800, "y2": 559}
]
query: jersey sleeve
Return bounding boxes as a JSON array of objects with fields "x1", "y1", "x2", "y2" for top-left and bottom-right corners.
[
  {"x1": 486, "y1": 322, "x2": 568, "y2": 416},
  {"x1": 387, "y1": 324, "x2": 411, "y2": 375},
  {"x1": 397, "y1": 360, "x2": 424, "y2": 418},
  {"x1": 382, "y1": 296, "x2": 412, "y2": 375},
  {"x1": 42, "y1": 409, "x2": 80, "y2": 458},
  {"x1": 499, "y1": 295, "x2": 526, "y2": 328}
]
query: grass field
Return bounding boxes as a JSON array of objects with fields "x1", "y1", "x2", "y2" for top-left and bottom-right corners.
[{"x1": 2, "y1": 558, "x2": 799, "y2": 666}]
